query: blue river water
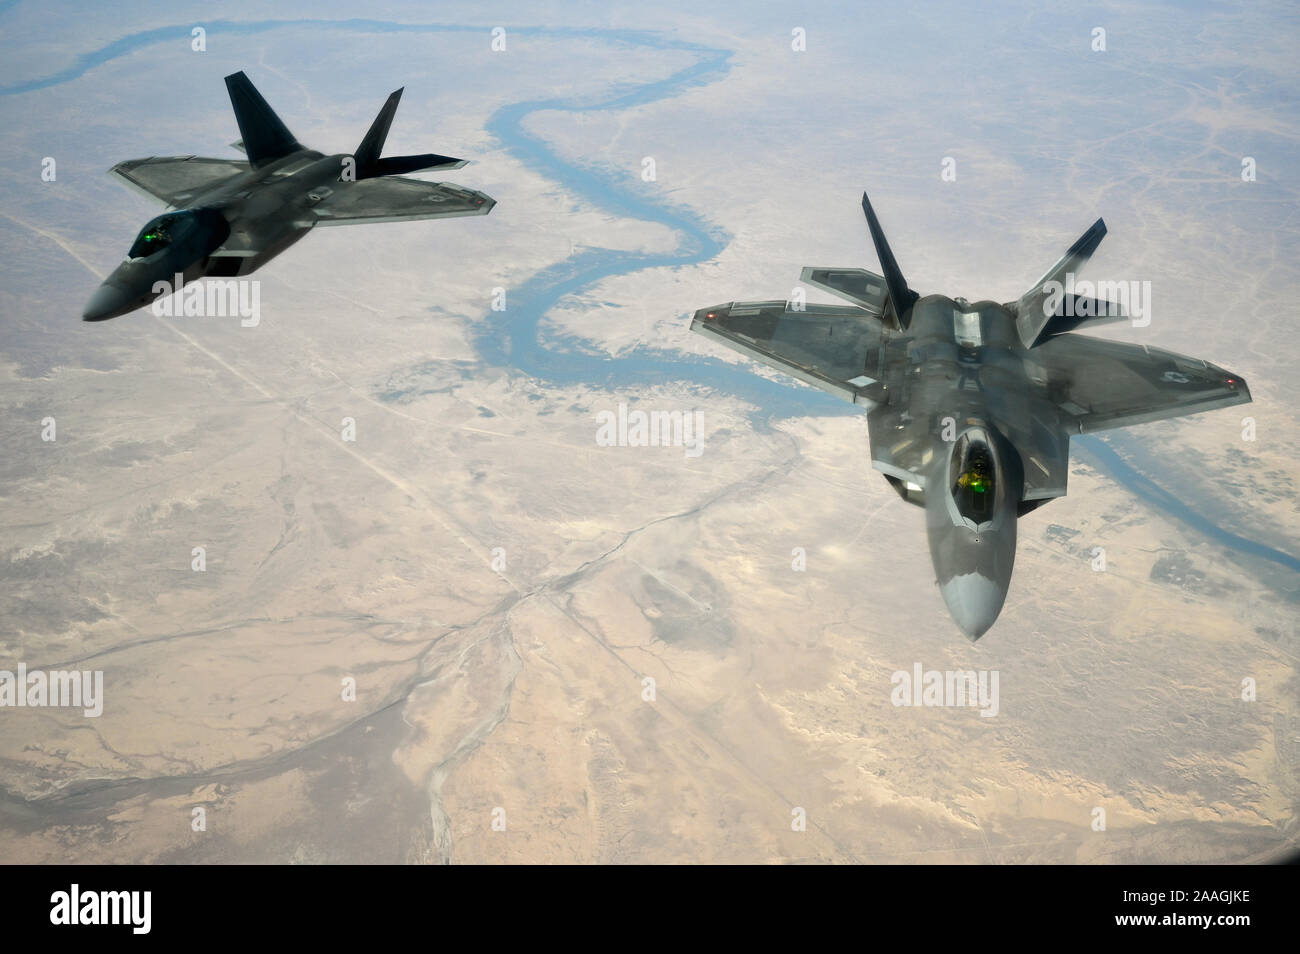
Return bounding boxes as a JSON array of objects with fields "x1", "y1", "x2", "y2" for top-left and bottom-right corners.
[{"x1": 3, "y1": 16, "x2": 1295, "y2": 580}]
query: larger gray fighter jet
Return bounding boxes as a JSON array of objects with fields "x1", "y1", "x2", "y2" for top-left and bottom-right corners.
[
  {"x1": 691, "y1": 193, "x2": 1251, "y2": 639},
  {"x1": 82, "y1": 72, "x2": 495, "y2": 321}
]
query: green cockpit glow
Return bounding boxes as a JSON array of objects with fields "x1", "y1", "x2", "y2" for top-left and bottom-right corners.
[
  {"x1": 127, "y1": 214, "x2": 180, "y2": 258},
  {"x1": 951, "y1": 439, "x2": 996, "y2": 521}
]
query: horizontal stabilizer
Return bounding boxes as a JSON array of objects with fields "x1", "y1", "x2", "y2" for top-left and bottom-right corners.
[
  {"x1": 799, "y1": 267, "x2": 888, "y2": 315},
  {"x1": 1036, "y1": 294, "x2": 1127, "y2": 338},
  {"x1": 366, "y1": 154, "x2": 467, "y2": 176}
]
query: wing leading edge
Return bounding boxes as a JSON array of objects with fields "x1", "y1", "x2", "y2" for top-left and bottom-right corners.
[
  {"x1": 690, "y1": 300, "x2": 886, "y2": 407},
  {"x1": 109, "y1": 156, "x2": 250, "y2": 208},
  {"x1": 1028, "y1": 334, "x2": 1251, "y2": 433}
]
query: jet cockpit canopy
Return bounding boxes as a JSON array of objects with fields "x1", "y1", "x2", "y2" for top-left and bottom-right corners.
[
  {"x1": 126, "y1": 209, "x2": 228, "y2": 260},
  {"x1": 950, "y1": 431, "x2": 996, "y2": 524}
]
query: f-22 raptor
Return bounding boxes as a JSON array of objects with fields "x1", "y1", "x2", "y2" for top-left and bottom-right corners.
[
  {"x1": 82, "y1": 71, "x2": 495, "y2": 321},
  {"x1": 692, "y1": 193, "x2": 1251, "y2": 639}
]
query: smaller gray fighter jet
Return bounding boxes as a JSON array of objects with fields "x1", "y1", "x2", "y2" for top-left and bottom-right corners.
[
  {"x1": 83, "y1": 72, "x2": 495, "y2": 321},
  {"x1": 691, "y1": 193, "x2": 1251, "y2": 639}
]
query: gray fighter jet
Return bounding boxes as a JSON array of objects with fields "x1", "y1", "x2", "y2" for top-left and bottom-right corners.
[
  {"x1": 691, "y1": 193, "x2": 1251, "y2": 639},
  {"x1": 82, "y1": 72, "x2": 495, "y2": 321}
]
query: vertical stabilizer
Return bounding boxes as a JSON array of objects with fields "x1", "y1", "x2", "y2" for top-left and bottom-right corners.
[
  {"x1": 224, "y1": 71, "x2": 302, "y2": 168},
  {"x1": 353, "y1": 87, "x2": 467, "y2": 178},
  {"x1": 861, "y1": 192, "x2": 918, "y2": 329},
  {"x1": 1013, "y1": 218, "x2": 1107, "y2": 348},
  {"x1": 355, "y1": 88, "x2": 403, "y2": 172}
]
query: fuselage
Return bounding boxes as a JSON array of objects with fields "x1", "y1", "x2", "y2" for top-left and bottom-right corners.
[
  {"x1": 880, "y1": 295, "x2": 1047, "y2": 638},
  {"x1": 83, "y1": 150, "x2": 349, "y2": 321}
]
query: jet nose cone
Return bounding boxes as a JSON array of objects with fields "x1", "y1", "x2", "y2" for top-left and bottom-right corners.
[
  {"x1": 82, "y1": 283, "x2": 135, "y2": 321},
  {"x1": 939, "y1": 573, "x2": 1009, "y2": 641}
]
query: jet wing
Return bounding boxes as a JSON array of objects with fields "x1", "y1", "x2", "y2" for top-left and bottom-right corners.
[
  {"x1": 302, "y1": 177, "x2": 495, "y2": 226},
  {"x1": 690, "y1": 300, "x2": 886, "y2": 407},
  {"x1": 110, "y1": 156, "x2": 250, "y2": 207},
  {"x1": 1028, "y1": 334, "x2": 1251, "y2": 433}
]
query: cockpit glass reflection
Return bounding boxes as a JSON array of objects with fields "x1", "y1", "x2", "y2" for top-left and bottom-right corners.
[
  {"x1": 951, "y1": 437, "x2": 995, "y2": 522},
  {"x1": 127, "y1": 213, "x2": 183, "y2": 258}
]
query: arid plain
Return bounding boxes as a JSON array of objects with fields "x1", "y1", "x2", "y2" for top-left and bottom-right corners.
[{"x1": 1, "y1": 3, "x2": 1296, "y2": 862}]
